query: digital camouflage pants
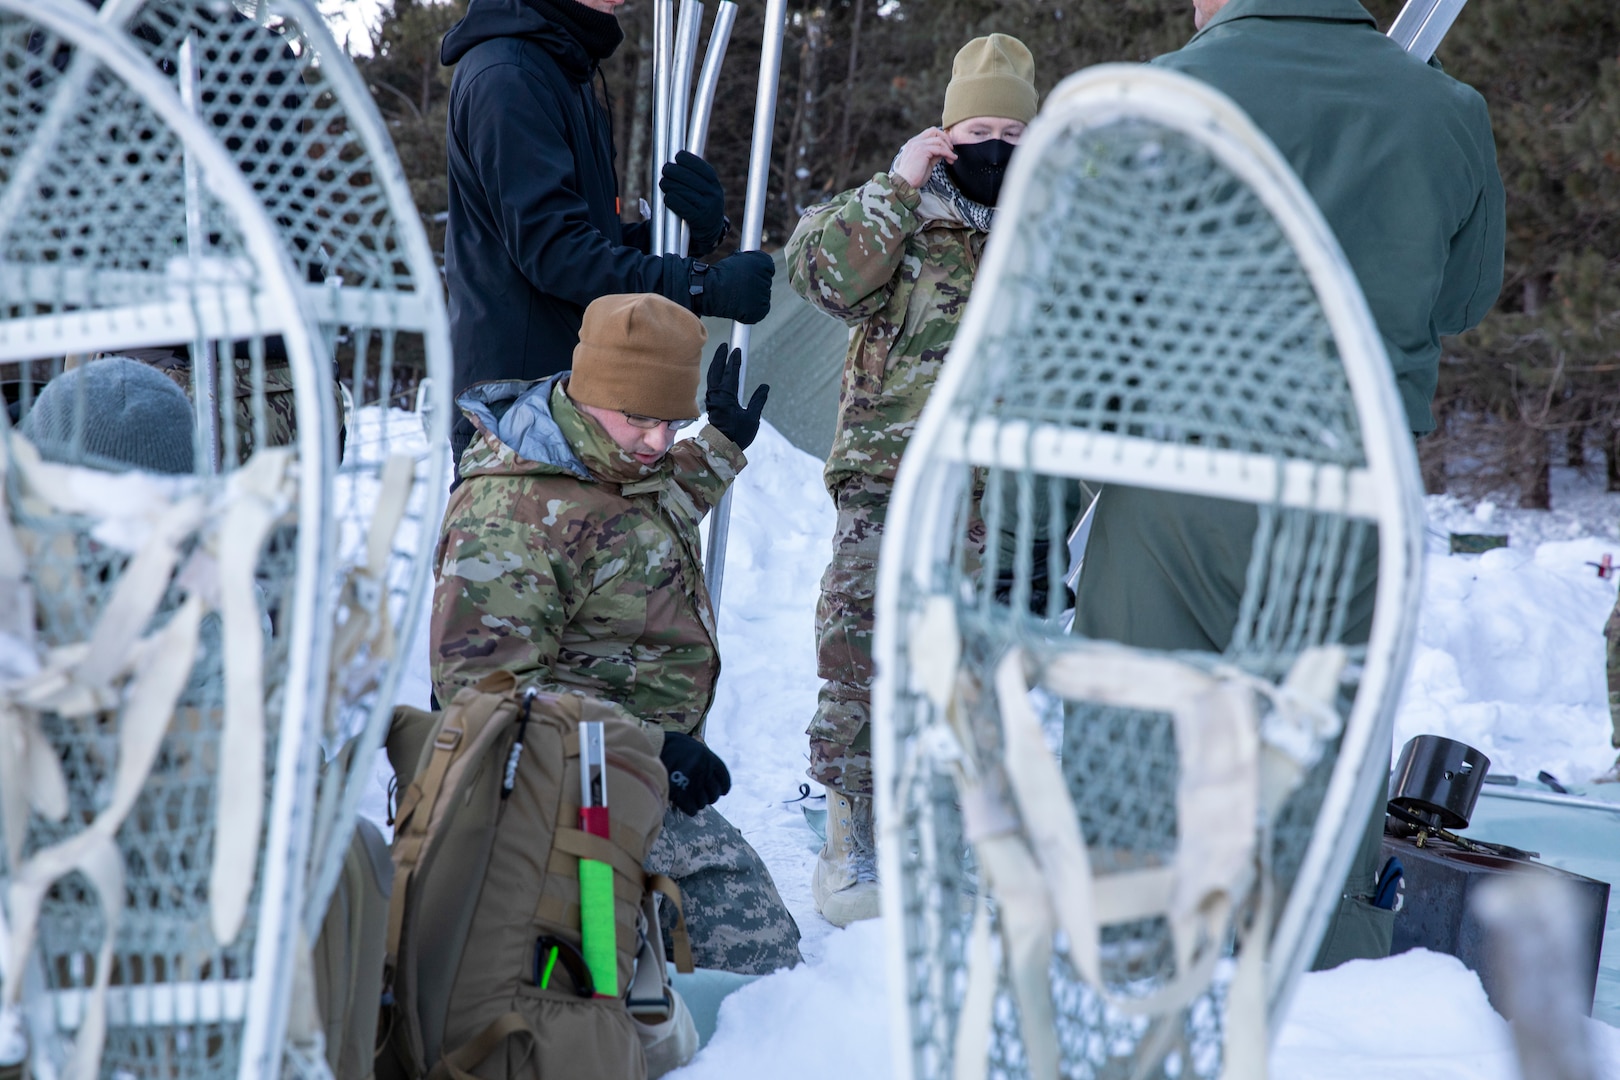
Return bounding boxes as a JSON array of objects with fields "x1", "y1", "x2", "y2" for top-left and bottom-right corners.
[
  {"x1": 808, "y1": 475, "x2": 892, "y2": 798},
  {"x1": 1605, "y1": 591, "x2": 1620, "y2": 749},
  {"x1": 646, "y1": 805, "x2": 802, "y2": 975}
]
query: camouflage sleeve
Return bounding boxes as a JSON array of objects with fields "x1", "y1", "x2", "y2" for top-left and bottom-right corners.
[
  {"x1": 430, "y1": 510, "x2": 583, "y2": 703},
  {"x1": 785, "y1": 172, "x2": 922, "y2": 325},
  {"x1": 668, "y1": 425, "x2": 746, "y2": 516}
]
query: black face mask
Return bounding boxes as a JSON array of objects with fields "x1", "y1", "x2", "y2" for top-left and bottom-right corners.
[{"x1": 945, "y1": 138, "x2": 1017, "y2": 207}]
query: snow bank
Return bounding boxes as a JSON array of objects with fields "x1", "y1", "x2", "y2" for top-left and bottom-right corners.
[
  {"x1": 1274, "y1": 949, "x2": 1620, "y2": 1079},
  {"x1": 1397, "y1": 535, "x2": 1619, "y2": 784},
  {"x1": 668, "y1": 921, "x2": 891, "y2": 1080},
  {"x1": 699, "y1": 421, "x2": 840, "y2": 959},
  {"x1": 378, "y1": 420, "x2": 1620, "y2": 1076},
  {"x1": 673, "y1": 943, "x2": 1620, "y2": 1080},
  {"x1": 674, "y1": 434, "x2": 1620, "y2": 1077}
]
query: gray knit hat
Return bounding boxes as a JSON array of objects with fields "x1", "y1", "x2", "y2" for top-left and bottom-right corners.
[{"x1": 21, "y1": 357, "x2": 196, "y2": 474}]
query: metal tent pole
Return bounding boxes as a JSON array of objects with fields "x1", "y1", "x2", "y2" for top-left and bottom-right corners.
[
  {"x1": 665, "y1": 0, "x2": 705, "y2": 254},
  {"x1": 1387, "y1": 0, "x2": 1468, "y2": 61},
  {"x1": 685, "y1": 2, "x2": 738, "y2": 161},
  {"x1": 681, "y1": 1, "x2": 738, "y2": 253},
  {"x1": 703, "y1": 0, "x2": 787, "y2": 607},
  {"x1": 650, "y1": 0, "x2": 674, "y2": 254},
  {"x1": 178, "y1": 33, "x2": 221, "y2": 475}
]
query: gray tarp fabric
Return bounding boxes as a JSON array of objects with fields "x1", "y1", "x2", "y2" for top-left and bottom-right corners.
[{"x1": 702, "y1": 250, "x2": 848, "y2": 464}]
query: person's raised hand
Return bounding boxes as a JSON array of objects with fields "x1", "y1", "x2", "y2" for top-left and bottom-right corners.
[
  {"x1": 892, "y1": 126, "x2": 958, "y2": 189},
  {"x1": 704, "y1": 344, "x2": 769, "y2": 450}
]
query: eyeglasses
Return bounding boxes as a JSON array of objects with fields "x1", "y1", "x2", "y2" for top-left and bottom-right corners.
[{"x1": 622, "y1": 413, "x2": 696, "y2": 431}]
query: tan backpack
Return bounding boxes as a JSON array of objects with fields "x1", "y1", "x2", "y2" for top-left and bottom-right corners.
[{"x1": 377, "y1": 671, "x2": 691, "y2": 1080}]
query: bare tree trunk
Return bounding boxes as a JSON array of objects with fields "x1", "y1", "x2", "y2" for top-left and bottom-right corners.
[
  {"x1": 1420, "y1": 411, "x2": 1448, "y2": 495},
  {"x1": 419, "y1": 47, "x2": 432, "y2": 116},
  {"x1": 1608, "y1": 426, "x2": 1620, "y2": 492},
  {"x1": 1567, "y1": 423, "x2": 1587, "y2": 468},
  {"x1": 833, "y1": 0, "x2": 865, "y2": 192},
  {"x1": 1521, "y1": 439, "x2": 1552, "y2": 509},
  {"x1": 625, "y1": 24, "x2": 654, "y2": 213},
  {"x1": 785, "y1": 9, "x2": 825, "y2": 216}
]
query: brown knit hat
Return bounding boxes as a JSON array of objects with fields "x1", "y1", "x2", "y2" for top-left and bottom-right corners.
[
  {"x1": 569, "y1": 293, "x2": 708, "y2": 419},
  {"x1": 941, "y1": 34, "x2": 1038, "y2": 129}
]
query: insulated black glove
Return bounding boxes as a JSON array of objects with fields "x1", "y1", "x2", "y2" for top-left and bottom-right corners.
[
  {"x1": 660, "y1": 150, "x2": 729, "y2": 256},
  {"x1": 660, "y1": 731, "x2": 732, "y2": 816},
  {"x1": 705, "y1": 345, "x2": 769, "y2": 450},
  {"x1": 691, "y1": 251, "x2": 773, "y2": 325},
  {"x1": 992, "y1": 542, "x2": 1076, "y2": 616}
]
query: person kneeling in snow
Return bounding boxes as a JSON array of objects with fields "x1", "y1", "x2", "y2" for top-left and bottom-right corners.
[{"x1": 430, "y1": 292, "x2": 802, "y2": 975}]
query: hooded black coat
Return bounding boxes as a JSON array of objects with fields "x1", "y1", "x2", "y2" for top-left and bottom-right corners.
[{"x1": 440, "y1": 0, "x2": 693, "y2": 453}]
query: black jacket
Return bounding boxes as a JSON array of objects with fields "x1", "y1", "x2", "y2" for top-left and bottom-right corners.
[{"x1": 441, "y1": 0, "x2": 691, "y2": 448}]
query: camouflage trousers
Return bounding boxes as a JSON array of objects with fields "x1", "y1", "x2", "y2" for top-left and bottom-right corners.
[
  {"x1": 808, "y1": 475, "x2": 892, "y2": 798},
  {"x1": 645, "y1": 805, "x2": 802, "y2": 975},
  {"x1": 1606, "y1": 592, "x2": 1620, "y2": 749}
]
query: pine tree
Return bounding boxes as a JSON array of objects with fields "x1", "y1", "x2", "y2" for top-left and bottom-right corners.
[
  {"x1": 341, "y1": 0, "x2": 1618, "y2": 493},
  {"x1": 1377, "y1": 0, "x2": 1620, "y2": 504},
  {"x1": 354, "y1": 0, "x2": 466, "y2": 262}
]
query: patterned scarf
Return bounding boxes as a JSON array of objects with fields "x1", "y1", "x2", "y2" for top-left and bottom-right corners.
[{"x1": 923, "y1": 160, "x2": 995, "y2": 233}]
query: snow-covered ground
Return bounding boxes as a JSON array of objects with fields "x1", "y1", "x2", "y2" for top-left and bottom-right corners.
[{"x1": 377, "y1": 423, "x2": 1620, "y2": 1078}]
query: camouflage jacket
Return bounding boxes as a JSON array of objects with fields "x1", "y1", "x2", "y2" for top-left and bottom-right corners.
[
  {"x1": 430, "y1": 374, "x2": 744, "y2": 736},
  {"x1": 786, "y1": 171, "x2": 985, "y2": 492}
]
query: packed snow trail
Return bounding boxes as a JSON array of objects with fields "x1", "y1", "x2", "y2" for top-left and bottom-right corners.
[{"x1": 374, "y1": 418, "x2": 1620, "y2": 1077}]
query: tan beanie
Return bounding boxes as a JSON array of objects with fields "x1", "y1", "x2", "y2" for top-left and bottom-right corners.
[
  {"x1": 941, "y1": 34, "x2": 1038, "y2": 129},
  {"x1": 569, "y1": 293, "x2": 708, "y2": 419}
]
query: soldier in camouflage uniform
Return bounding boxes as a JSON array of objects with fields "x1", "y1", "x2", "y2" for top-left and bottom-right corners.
[
  {"x1": 1603, "y1": 594, "x2": 1620, "y2": 780},
  {"x1": 431, "y1": 293, "x2": 799, "y2": 974},
  {"x1": 785, "y1": 34, "x2": 1039, "y2": 926},
  {"x1": 121, "y1": 342, "x2": 342, "y2": 464}
]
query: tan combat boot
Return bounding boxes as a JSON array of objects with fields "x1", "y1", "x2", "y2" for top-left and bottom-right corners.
[{"x1": 812, "y1": 791, "x2": 880, "y2": 926}]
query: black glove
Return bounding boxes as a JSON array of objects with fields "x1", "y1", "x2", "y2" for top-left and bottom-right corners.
[
  {"x1": 992, "y1": 542, "x2": 1076, "y2": 616},
  {"x1": 660, "y1": 731, "x2": 732, "y2": 816},
  {"x1": 705, "y1": 345, "x2": 769, "y2": 450},
  {"x1": 660, "y1": 150, "x2": 729, "y2": 256},
  {"x1": 691, "y1": 251, "x2": 773, "y2": 325}
]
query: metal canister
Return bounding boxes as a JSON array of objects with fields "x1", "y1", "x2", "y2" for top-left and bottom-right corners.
[{"x1": 1389, "y1": 734, "x2": 1491, "y2": 830}]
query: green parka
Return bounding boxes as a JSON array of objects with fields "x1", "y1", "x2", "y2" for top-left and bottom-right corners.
[
  {"x1": 1155, "y1": 0, "x2": 1504, "y2": 437},
  {"x1": 430, "y1": 375, "x2": 744, "y2": 736},
  {"x1": 1076, "y1": 0, "x2": 1506, "y2": 657}
]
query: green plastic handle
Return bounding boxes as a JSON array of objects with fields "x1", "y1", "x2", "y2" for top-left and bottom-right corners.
[{"x1": 579, "y1": 858, "x2": 618, "y2": 996}]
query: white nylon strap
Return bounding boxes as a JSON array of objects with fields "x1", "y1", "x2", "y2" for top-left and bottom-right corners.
[
  {"x1": 8, "y1": 435, "x2": 192, "y2": 534},
  {"x1": 0, "y1": 477, "x2": 210, "y2": 881},
  {"x1": 910, "y1": 595, "x2": 962, "y2": 710},
  {"x1": 944, "y1": 681, "x2": 1061, "y2": 1080},
  {"x1": 1217, "y1": 873, "x2": 1271, "y2": 1080},
  {"x1": 209, "y1": 449, "x2": 297, "y2": 944},
  {"x1": 995, "y1": 647, "x2": 1258, "y2": 1017},
  {"x1": 210, "y1": 487, "x2": 277, "y2": 942},
  {"x1": 327, "y1": 452, "x2": 414, "y2": 691},
  {"x1": 952, "y1": 891, "x2": 996, "y2": 1080},
  {"x1": 0, "y1": 702, "x2": 70, "y2": 873},
  {"x1": 1, "y1": 444, "x2": 298, "y2": 1077},
  {"x1": 7, "y1": 834, "x2": 123, "y2": 1080},
  {"x1": 975, "y1": 833, "x2": 1060, "y2": 1080},
  {"x1": 4, "y1": 594, "x2": 204, "y2": 1015},
  {"x1": 1252, "y1": 646, "x2": 1347, "y2": 821},
  {"x1": 74, "y1": 494, "x2": 208, "y2": 693}
]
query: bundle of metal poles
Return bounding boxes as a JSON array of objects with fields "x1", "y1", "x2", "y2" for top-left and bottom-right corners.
[{"x1": 648, "y1": 0, "x2": 787, "y2": 605}]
